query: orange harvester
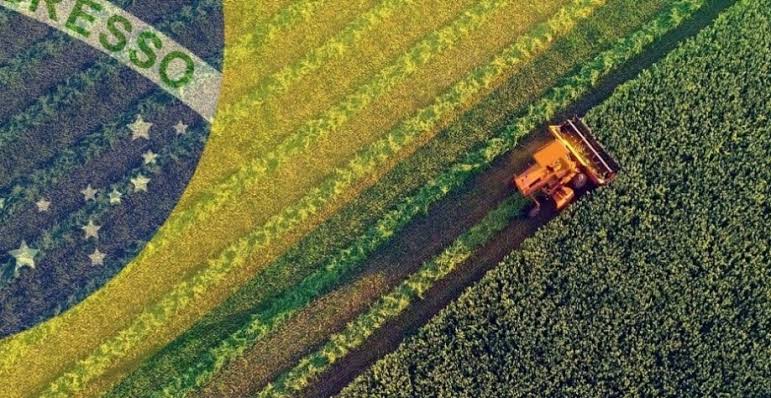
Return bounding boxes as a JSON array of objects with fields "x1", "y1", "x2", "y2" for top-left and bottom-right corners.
[{"x1": 514, "y1": 116, "x2": 620, "y2": 216}]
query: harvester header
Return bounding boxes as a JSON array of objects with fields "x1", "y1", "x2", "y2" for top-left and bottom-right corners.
[{"x1": 514, "y1": 116, "x2": 620, "y2": 216}]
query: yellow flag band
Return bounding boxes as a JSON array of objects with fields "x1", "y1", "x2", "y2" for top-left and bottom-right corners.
[{"x1": 1, "y1": 0, "x2": 222, "y2": 121}]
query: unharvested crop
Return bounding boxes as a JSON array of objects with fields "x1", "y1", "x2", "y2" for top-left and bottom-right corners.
[{"x1": 341, "y1": 1, "x2": 771, "y2": 395}]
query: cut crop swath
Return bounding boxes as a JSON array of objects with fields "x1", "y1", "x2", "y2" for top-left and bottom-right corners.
[
  {"x1": 110, "y1": 0, "x2": 700, "y2": 395},
  {"x1": 341, "y1": 0, "x2": 771, "y2": 395}
]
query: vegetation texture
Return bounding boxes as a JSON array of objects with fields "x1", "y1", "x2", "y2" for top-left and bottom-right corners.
[
  {"x1": 0, "y1": 1, "x2": 569, "y2": 397},
  {"x1": 112, "y1": 0, "x2": 711, "y2": 396},
  {"x1": 259, "y1": 196, "x2": 528, "y2": 397},
  {"x1": 341, "y1": 0, "x2": 771, "y2": 395}
]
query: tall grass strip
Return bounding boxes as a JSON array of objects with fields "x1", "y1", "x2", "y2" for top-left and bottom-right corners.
[
  {"x1": 3, "y1": 0, "x2": 700, "y2": 395},
  {"x1": 214, "y1": 0, "x2": 414, "y2": 128},
  {"x1": 340, "y1": 1, "x2": 770, "y2": 393},
  {"x1": 226, "y1": 0, "x2": 328, "y2": 66}
]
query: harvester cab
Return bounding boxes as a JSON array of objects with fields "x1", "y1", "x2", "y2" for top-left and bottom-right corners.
[{"x1": 513, "y1": 116, "x2": 620, "y2": 217}]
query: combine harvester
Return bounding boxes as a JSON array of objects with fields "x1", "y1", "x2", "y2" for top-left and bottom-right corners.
[{"x1": 514, "y1": 116, "x2": 620, "y2": 217}]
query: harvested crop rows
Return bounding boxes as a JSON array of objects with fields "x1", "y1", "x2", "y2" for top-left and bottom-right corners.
[
  {"x1": 0, "y1": 0, "x2": 753, "y2": 397},
  {"x1": 341, "y1": 0, "x2": 770, "y2": 395},
  {"x1": 111, "y1": 0, "x2": 728, "y2": 397}
]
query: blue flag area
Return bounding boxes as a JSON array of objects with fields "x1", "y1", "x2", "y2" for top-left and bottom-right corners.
[{"x1": 0, "y1": 0, "x2": 223, "y2": 337}]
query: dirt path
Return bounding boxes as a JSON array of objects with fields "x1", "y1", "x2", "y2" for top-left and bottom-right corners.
[{"x1": 297, "y1": 1, "x2": 736, "y2": 396}]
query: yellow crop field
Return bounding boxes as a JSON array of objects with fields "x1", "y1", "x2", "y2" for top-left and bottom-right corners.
[{"x1": 0, "y1": 1, "x2": 588, "y2": 396}]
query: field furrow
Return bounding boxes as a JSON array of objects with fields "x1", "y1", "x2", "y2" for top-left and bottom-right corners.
[
  {"x1": 39, "y1": 3, "x2": 591, "y2": 394},
  {"x1": 258, "y1": 196, "x2": 528, "y2": 397},
  {"x1": 220, "y1": 0, "x2": 380, "y2": 104},
  {"x1": 107, "y1": 1, "x2": 619, "y2": 395},
  {"x1": 0, "y1": 2, "x2": 568, "y2": 397},
  {"x1": 1, "y1": 0, "x2": 742, "y2": 396},
  {"x1": 189, "y1": 0, "x2": 715, "y2": 395},
  {"x1": 194, "y1": 0, "x2": 478, "y2": 191},
  {"x1": 339, "y1": 0, "x2": 770, "y2": 394}
]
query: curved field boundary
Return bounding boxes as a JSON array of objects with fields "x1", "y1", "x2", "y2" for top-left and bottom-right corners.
[
  {"x1": 285, "y1": 0, "x2": 742, "y2": 395},
  {"x1": 181, "y1": 0, "x2": 674, "y2": 395},
  {"x1": 0, "y1": 0, "x2": 222, "y2": 120},
  {"x1": 0, "y1": 0, "x2": 134, "y2": 67},
  {"x1": 97, "y1": 0, "x2": 488, "y2": 310},
  {"x1": 115, "y1": 1, "x2": 611, "y2": 396},
  {"x1": 258, "y1": 197, "x2": 528, "y2": 397},
  {"x1": 0, "y1": 2, "x2": 572, "y2": 396},
  {"x1": 0, "y1": 2, "x2": 517, "y2": 396},
  {"x1": 179, "y1": 0, "x2": 507, "y2": 218}
]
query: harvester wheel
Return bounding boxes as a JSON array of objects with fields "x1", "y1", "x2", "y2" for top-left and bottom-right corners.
[{"x1": 571, "y1": 173, "x2": 588, "y2": 189}]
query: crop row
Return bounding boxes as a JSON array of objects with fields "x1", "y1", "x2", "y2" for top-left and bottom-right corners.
[
  {"x1": 38, "y1": 1, "x2": 606, "y2": 396},
  {"x1": 226, "y1": 0, "x2": 329, "y2": 67},
  {"x1": 0, "y1": 0, "x2": 136, "y2": 68},
  {"x1": 187, "y1": 0, "x2": 511, "y2": 216},
  {"x1": 259, "y1": 196, "x2": 528, "y2": 397},
  {"x1": 251, "y1": 0, "x2": 713, "y2": 394},
  {"x1": 107, "y1": 0, "x2": 519, "y2": 348},
  {"x1": 0, "y1": 0, "x2": 219, "y2": 151},
  {"x1": 0, "y1": 0, "x2": 217, "y2": 79},
  {"x1": 112, "y1": 1, "x2": 613, "y2": 396},
  {"x1": 340, "y1": 0, "x2": 769, "y2": 395},
  {"x1": 169, "y1": 0, "x2": 672, "y2": 366},
  {"x1": 0, "y1": 35, "x2": 70, "y2": 87},
  {"x1": 0, "y1": 92, "x2": 171, "y2": 221},
  {"x1": 0, "y1": 120, "x2": 207, "y2": 296},
  {"x1": 109, "y1": 0, "x2": 688, "y2": 395},
  {"x1": 216, "y1": 0, "x2": 414, "y2": 127}
]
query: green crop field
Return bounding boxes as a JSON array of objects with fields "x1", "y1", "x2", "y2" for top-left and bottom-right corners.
[
  {"x1": 340, "y1": 0, "x2": 771, "y2": 395},
  {"x1": 1, "y1": 0, "x2": 761, "y2": 396},
  {"x1": 106, "y1": 0, "x2": 715, "y2": 396}
]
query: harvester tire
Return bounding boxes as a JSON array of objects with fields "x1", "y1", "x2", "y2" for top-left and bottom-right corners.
[{"x1": 571, "y1": 173, "x2": 588, "y2": 189}]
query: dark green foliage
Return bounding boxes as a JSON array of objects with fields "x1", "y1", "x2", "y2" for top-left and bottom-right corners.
[{"x1": 341, "y1": 1, "x2": 771, "y2": 396}]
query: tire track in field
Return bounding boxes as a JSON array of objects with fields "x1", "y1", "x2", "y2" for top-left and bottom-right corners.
[
  {"x1": 0, "y1": 2, "x2": 492, "y2": 394},
  {"x1": 293, "y1": 1, "x2": 737, "y2": 395},
  {"x1": 191, "y1": 0, "x2": 712, "y2": 392},
  {"x1": 189, "y1": 0, "x2": 723, "y2": 395},
  {"x1": 119, "y1": 1, "x2": 608, "y2": 396},
  {"x1": 157, "y1": 0, "x2": 510, "y2": 280},
  {"x1": 254, "y1": 197, "x2": 529, "y2": 397},
  {"x1": 29, "y1": 2, "x2": 522, "y2": 397}
]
